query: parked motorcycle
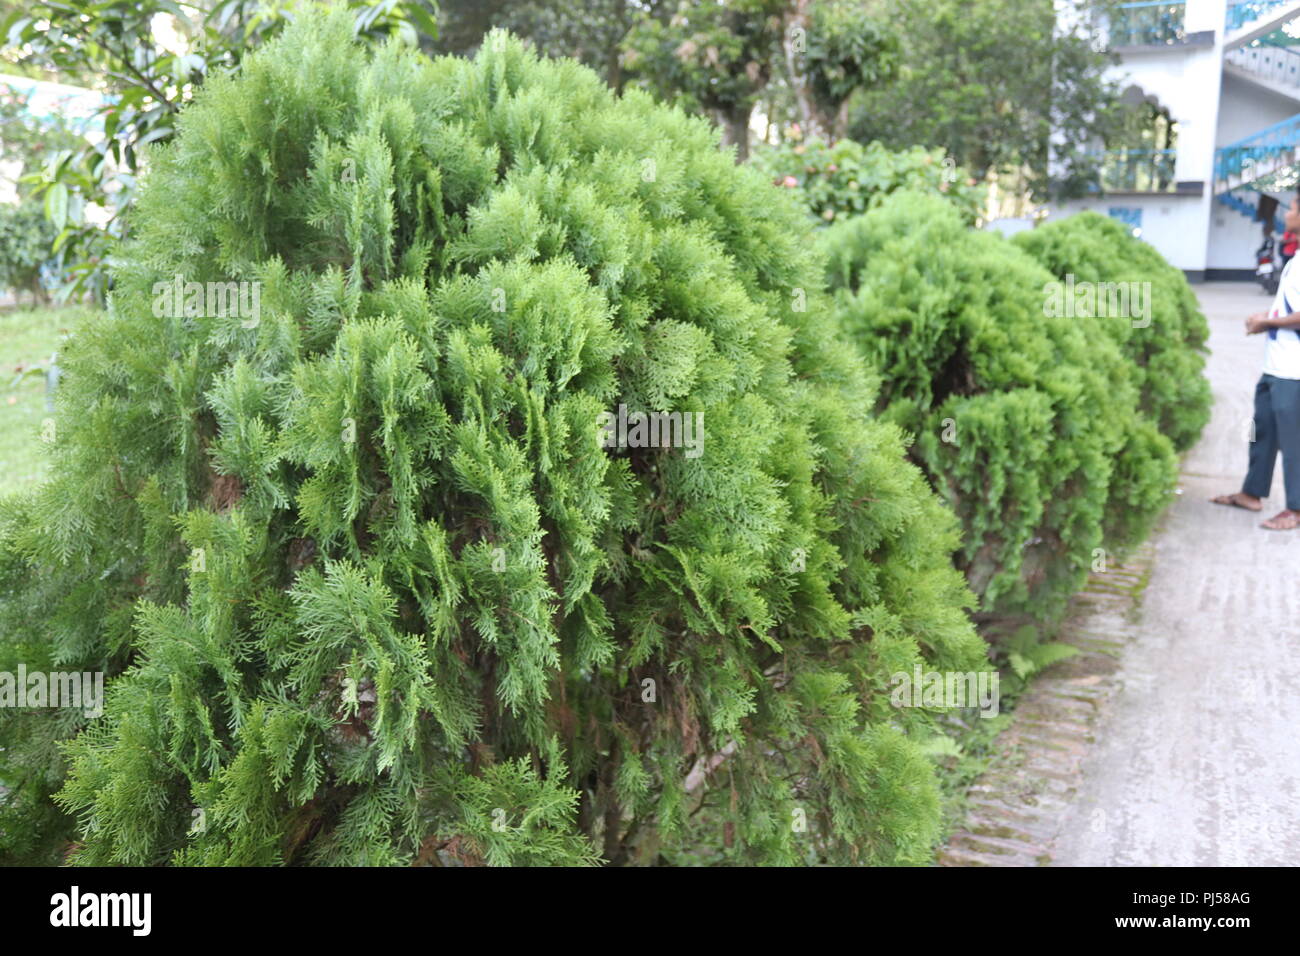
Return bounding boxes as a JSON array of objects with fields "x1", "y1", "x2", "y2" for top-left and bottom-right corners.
[{"x1": 1256, "y1": 232, "x2": 1280, "y2": 295}]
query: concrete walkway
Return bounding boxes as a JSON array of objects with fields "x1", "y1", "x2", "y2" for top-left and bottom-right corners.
[{"x1": 1049, "y1": 282, "x2": 1300, "y2": 866}]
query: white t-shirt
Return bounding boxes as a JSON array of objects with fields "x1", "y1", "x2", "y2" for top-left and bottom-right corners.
[{"x1": 1264, "y1": 257, "x2": 1300, "y2": 380}]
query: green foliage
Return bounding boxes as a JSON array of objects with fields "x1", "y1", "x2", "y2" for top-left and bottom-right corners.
[
  {"x1": 0, "y1": 201, "x2": 58, "y2": 301},
  {"x1": 3, "y1": 0, "x2": 439, "y2": 302},
  {"x1": 621, "y1": 1, "x2": 900, "y2": 157},
  {"x1": 750, "y1": 136, "x2": 983, "y2": 226},
  {"x1": 0, "y1": 15, "x2": 988, "y2": 866},
  {"x1": 436, "y1": 0, "x2": 672, "y2": 91},
  {"x1": 621, "y1": 0, "x2": 786, "y2": 113},
  {"x1": 622, "y1": 0, "x2": 792, "y2": 159},
  {"x1": 798, "y1": 0, "x2": 898, "y2": 139},
  {"x1": 1013, "y1": 211, "x2": 1211, "y2": 454},
  {"x1": 999, "y1": 624, "x2": 1080, "y2": 694},
  {"x1": 849, "y1": 0, "x2": 1125, "y2": 201},
  {"x1": 0, "y1": 88, "x2": 88, "y2": 187},
  {"x1": 0, "y1": 306, "x2": 88, "y2": 498},
  {"x1": 821, "y1": 191, "x2": 1184, "y2": 622},
  {"x1": 0, "y1": 89, "x2": 87, "y2": 301}
]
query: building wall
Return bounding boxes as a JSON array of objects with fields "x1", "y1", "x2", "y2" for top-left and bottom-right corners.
[
  {"x1": 1087, "y1": 0, "x2": 1228, "y2": 272},
  {"x1": 1216, "y1": 71, "x2": 1299, "y2": 144},
  {"x1": 1207, "y1": 73, "x2": 1300, "y2": 272},
  {"x1": 1047, "y1": 194, "x2": 1211, "y2": 271},
  {"x1": 1207, "y1": 193, "x2": 1279, "y2": 273},
  {"x1": 1053, "y1": 1, "x2": 1300, "y2": 275},
  {"x1": 1054, "y1": 189, "x2": 1285, "y2": 278}
]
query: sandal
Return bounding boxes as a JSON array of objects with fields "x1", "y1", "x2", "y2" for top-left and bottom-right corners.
[
  {"x1": 1211, "y1": 492, "x2": 1263, "y2": 512},
  {"x1": 1261, "y1": 509, "x2": 1300, "y2": 530}
]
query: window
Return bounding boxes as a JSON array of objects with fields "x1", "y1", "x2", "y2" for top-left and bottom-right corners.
[{"x1": 1108, "y1": 207, "x2": 1144, "y2": 237}]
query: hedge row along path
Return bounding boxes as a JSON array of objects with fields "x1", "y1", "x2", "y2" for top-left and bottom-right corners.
[{"x1": 942, "y1": 282, "x2": 1300, "y2": 866}]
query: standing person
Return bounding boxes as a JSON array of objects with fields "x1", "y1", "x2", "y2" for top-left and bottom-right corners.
[{"x1": 1213, "y1": 192, "x2": 1300, "y2": 530}]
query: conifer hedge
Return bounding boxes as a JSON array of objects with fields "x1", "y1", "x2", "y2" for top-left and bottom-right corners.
[
  {"x1": 0, "y1": 15, "x2": 988, "y2": 865},
  {"x1": 821, "y1": 192, "x2": 1191, "y2": 621},
  {"x1": 1012, "y1": 211, "x2": 1211, "y2": 454}
]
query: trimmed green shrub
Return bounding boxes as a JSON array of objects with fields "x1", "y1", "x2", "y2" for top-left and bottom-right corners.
[
  {"x1": 750, "y1": 136, "x2": 983, "y2": 226},
  {"x1": 0, "y1": 201, "x2": 58, "y2": 303},
  {"x1": 0, "y1": 15, "x2": 988, "y2": 866},
  {"x1": 821, "y1": 191, "x2": 1182, "y2": 622},
  {"x1": 1013, "y1": 211, "x2": 1211, "y2": 453}
]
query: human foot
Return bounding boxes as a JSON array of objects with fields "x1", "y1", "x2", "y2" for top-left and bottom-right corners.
[
  {"x1": 1211, "y1": 492, "x2": 1263, "y2": 512},
  {"x1": 1261, "y1": 509, "x2": 1300, "y2": 530}
]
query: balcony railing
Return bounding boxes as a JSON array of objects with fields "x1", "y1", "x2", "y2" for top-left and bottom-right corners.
[
  {"x1": 1095, "y1": 149, "x2": 1178, "y2": 192},
  {"x1": 1215, "y1": 112, "x2": 1300, "y2": 186},
  {"x1": 1110, "y1": 1, "x2": 1187, "y2": 46},
  {"x1": 1227, "y1": 1, "x2": 1294, "y2": 32}
]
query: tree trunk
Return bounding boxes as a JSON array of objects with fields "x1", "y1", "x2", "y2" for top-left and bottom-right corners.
[
  {"x1": 720, "y1": 105, "x2": 752, "y2": 163},
  {"x1": 829, "y1": 100, "x2": 852, "y2": 145},
  {"x1": 784, "y1": 0, "x2": 817, "y2": 137}
]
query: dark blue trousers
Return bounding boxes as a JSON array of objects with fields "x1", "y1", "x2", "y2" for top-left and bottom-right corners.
[{"x1": 1243, "y1": 373, "x2": 1300, "y2": 511}]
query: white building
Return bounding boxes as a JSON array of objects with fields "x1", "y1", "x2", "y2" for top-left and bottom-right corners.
[{"x1": 1052, "y1": 0, "x2": 1300, "y2": 279}]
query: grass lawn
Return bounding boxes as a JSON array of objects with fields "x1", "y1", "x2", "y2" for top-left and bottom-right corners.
[{"x1": 0, "y1": 304, "x2": 98, "y2": 497}]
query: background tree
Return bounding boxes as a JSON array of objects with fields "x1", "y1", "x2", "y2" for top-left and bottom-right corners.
[
  {"x1": 0, "y1": 203, "x2": 58, "y2": 303},
  {"x1": 850, "y1": 0, "x2": 1124, "y2": 201},
  {"x1": 622, "y1": 0, "x2": 788, "y2": 161},
  {"x1": 782, "y1": 0, "x2": 898, "y2": 143},
  {"x1": 621, "y1": 0, "x2": 897, "y2": 161},
  {"x1": 2, "y1": 0, "x2": 439, "y2": 301},
  {"x1": 437, "y1": 0, "x2": 672, "y2": 91}
]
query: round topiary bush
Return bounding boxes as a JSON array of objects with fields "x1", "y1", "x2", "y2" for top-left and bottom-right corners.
[
  {"x1": 820, "y1": 190, "x2": 1181, "y2": 623},
  {"x1": 1012, "y1": 211, "x2": 1211, "y2": 454},
  {"x1": 0, "y1": 14, "x2": 988, "y2": 866}
]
